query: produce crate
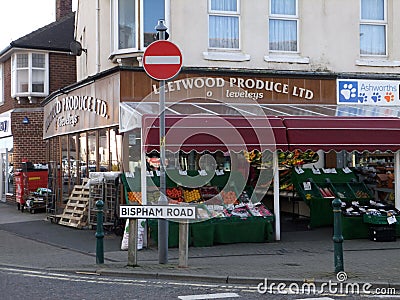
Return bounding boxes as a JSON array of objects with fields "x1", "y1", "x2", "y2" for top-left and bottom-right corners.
[
  {"x1": 200, "y1": 186, "x2": 220, "y2": 200},
  {"x1": 295, "y1": 180, "x2": 323, "y2": 203},
  {"x1": 182, "y1": 188, "x2": 202, "y2": 203},
  {"x1": 363, "y1": 214, "x2": 400, "y2": 225},
  {"x1": 329, "y1": 183, "x2": 356, "y2": 201},
  {"x1": 348, "y1": 182, "x2": 373, "y2": 200}
]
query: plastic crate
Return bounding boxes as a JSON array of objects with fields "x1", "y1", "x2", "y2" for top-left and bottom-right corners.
[
  {"x1": 330, "y1": 183, "x2": 356, "y2": 200},
  {"x1": 348, "y1": 182, "x2": 373, "y2": 200},
  {"x1": 369, "y1": 226, "x2": 396, "y2": 242}
]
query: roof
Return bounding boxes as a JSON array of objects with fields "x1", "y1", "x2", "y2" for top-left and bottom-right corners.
[{"x1": 0, "y1": 12, "x2": 75, "y2": 57}]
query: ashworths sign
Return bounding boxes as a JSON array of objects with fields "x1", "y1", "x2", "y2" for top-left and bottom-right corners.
[{"x1": 337, "y1": 79, "x2": 400, "y2": 105}]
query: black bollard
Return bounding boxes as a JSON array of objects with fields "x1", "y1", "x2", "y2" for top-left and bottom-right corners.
[
  {"x1": 95, "y1": 200, "x2": 104, "y2": 264},
  {"x1": 332, "y1": 198, "x2": 344, "y2": 273}
]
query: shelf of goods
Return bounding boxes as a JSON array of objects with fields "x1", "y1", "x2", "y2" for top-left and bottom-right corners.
[
  {"x1": 341, "y1": 200, "x2": 400, "y2": 240},
  {"x1": 121, "y1": 170, "x2": 275, "y2": 247},
  {"x1": 291, "y1": 168, "x2": 373, "y2": 228}
]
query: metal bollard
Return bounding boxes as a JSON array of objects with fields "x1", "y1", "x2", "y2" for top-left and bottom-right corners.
[
  {"x1": 332, "y1": 198, "x2": 344, "y2": 273},
  {"x1": 95, "y1": 200, "x2": 104, "y2": 264}
]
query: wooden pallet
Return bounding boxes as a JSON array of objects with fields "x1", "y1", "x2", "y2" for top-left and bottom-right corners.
[{"x1": 58, "y1": 183, "x2": 90, "y2": 229}]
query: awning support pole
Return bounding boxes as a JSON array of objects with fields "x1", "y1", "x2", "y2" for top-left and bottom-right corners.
[
  {"x1": 273, "y1": 151, "x2": 281, "y2": 240},
  {"x1": 395, "y1": 151, "x2": 400, "y2": 211}
]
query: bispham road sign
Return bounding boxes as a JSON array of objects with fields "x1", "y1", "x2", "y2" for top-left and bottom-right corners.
[{"x1": 143, "y1": 40, "x2": 183, "y2": 81}]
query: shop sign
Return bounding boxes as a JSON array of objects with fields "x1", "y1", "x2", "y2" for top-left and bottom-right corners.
[
  {"x1": 44, "y1": 95, "x2": 117, "y2": 138},
  {"x1": 119, "y1": 205, "x2": 196, "y2": 219},
  {"x1": 0, "y1": 113, "x2": 11, "y2": 137},
  {"x1": 150, "y1": 77, "x2": 315, "y2": 101},
  {"x1": 337, "y1": 79, "x2": 400, "y2": 105}
]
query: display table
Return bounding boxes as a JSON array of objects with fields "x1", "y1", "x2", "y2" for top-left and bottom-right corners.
[{"x1": 148, "y1": 216, "x2": 274, "y2": 247}]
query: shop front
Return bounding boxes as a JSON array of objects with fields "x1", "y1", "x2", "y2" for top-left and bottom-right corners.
[
  {"x1": 44, "y1": 67, "x2": 400, "y2": 244},
  {"x1": 0, "y1": 111, "x2": 13, "y2": 202},
  {"x1": 43, "y1": 79, "x2": 121, "y2": 213}
]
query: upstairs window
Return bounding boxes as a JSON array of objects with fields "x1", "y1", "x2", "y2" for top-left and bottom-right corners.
[
  {"x1": 269, "y1": 0, "x2": 298, "y2": 52},
  {"x1": 11, "y1": 52, "x2": 48, "y2": 98},
  {"x1": 208, "y1": 0, "x2": 240, "y2": 49},
  {"x1": 360, "y1": 0, "x2": 386, "y2": 56},
  {"x1": 112, "y1": 0, "x2": 165, "y2": 53}
]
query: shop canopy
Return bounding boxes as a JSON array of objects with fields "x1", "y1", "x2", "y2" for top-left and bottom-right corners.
[{"x1": 119, "y1": 102, "x2": 400, "y2": 153}]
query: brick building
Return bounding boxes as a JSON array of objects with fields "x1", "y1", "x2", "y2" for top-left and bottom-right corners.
[{"x1": 0, "y1": 0, "x2": 76, "y2": 204}]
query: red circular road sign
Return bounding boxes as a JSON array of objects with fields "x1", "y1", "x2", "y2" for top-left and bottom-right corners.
[{"x1": 143, "y1": 40, "x2": 183, "y2": 81}]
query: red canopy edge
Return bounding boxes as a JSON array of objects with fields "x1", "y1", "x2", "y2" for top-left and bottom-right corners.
[
  {"x1": 282, "y1": 116, "x2": 400, "y2": 152},
  {"x1": 143, "y1": 115, "x2": 288, "y2": 153},
  {"x1": 142, "y1": 114, "x2": 400, "y2": 153}
]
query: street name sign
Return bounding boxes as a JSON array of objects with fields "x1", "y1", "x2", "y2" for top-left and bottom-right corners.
[
  {"x1": 119, "y1": 205, "x2": 196, "y2": 220},
  {"x1": 143, "y1": 40, "x2": 183, "y2": 80}
]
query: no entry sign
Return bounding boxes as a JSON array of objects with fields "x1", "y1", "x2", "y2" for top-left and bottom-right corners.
[{"x1": 143, "y1": 40, "x2": 183, "y2": 81}]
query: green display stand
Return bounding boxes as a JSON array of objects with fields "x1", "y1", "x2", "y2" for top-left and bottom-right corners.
[
  {"x1": 148, "y1": 219, "x2": 181, "y2": 248},
  {"x1": 292, "y1": 168, "x2": 373, "y2": 228},
  {"x1": 308, "y1": 198, "x2": 334, "y2": 228},
  {"x1": 264, "y1": 220, "x2": 274, "y2": 242},
  {"x1": 213, "y1": 217, "x2": 267, "y2": 244},
  {"x1": 191, "y1": 220, "x2": 215, "y2": 247},
  {"x1": 342, "y1": 215, "x2": 369, "y2": 239}
]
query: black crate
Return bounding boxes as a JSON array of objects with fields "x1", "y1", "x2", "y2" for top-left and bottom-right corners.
[{"x1": 369, "y1": 226, "x2": 396, "y2": 242}]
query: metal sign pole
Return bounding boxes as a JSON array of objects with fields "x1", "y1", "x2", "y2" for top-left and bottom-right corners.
[{"x1": 156, "y1": 20, "x2": 169, "y2": 264}]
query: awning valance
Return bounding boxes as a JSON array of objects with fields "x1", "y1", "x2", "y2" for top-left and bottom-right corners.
[
  {"x1": 283, "y1": 116, "x2": 400, "y2": 152},
  {"x1": 143, "y1": 115, "x2": 288, "y2": 153},
  {"x1": 119, "y1": 102, "x2": 400, "y2": 153}
]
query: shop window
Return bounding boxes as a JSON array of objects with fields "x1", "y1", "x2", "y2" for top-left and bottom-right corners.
[
  {"x1": 0, "y1": 64, "x2": 3, "y2": 104},
  {"x1": 110, "y1": 128, "x2": 122, "y2": 171},
  {"x1": 79, "y1": 132, "x2": 88, "y2": 179},
  {"x1": 11, "y1": 52, "x2": 48, "y2": 98},
  {"x1": 61, "y1": 136, "x2": 69, "y2": 201},
  {"x1": 208, "y1": 0, "x2": 240, "y2": 49},
  {"x1": 111, "y1": 0, "x2": 166, "y2": 53},
  {"x1": 360, "y1": 0, "x2": 386, "y2": 56},
  {"x1": 87, "y1": 131, "x2": 97, "y2": 174},
  {"x1": 269, "y1": 0, "x2": 298, "y2": 52}
]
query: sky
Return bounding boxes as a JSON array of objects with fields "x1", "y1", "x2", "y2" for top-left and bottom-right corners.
[{"x1": 0, "y1": 0, "x2": 78, "y2": 51}]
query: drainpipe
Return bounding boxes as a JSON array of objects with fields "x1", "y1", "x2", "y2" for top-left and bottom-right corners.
[{"x1": 96, "y1": 0, "x2": 100, "y2": 73}]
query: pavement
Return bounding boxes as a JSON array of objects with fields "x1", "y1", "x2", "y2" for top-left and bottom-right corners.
[{"x1": 1, "y1": 202, "x2": 400, "y2": 292}]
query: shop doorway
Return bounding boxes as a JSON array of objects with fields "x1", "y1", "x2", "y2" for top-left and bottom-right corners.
[{"x1": 0, "y1": 149, "x2": 11, "y2": 202}]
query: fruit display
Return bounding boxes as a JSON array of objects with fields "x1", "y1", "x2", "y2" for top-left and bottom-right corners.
[
  {"x1": 318, "y1": 187, "x2": 335, "y2": 198},
  {"x1": 220, "y1": 190, "x2": 238, "y2": 205},
  {"x1": 246, "y1": 203, "x2": 273, "y2": 217},
  {"x1": 127, "y1": 191, "x2": 142, "y2": 205},
  {"x1": 166, "y1": 187, "x2": 184, "y2": 202},
  {"x1": 354, "y1": 190, "x2": 370, "y2": 199},
  {"x1": 196, "y1": 205, "x2": 211, "y2": 219},
  {"x1": 200, "y1": 186, "x2": 219, "y2": 200},
  {"x1": 183, "y1": 188, "x2": 202, "y2": 203},
  {"x1": 278, "y1": 150, "x2": 319, "y2": 167},
  {"x1": 146, "y1": 191, "x2": 160, "y2": 204}
]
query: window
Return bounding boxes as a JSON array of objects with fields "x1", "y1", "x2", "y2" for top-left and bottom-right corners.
[
  {"x1": 112, "y1": 0, "x2": 165, "y2": 53},
  {"x1": 0, "y1": 64, "x2": 3, "y2": 104},
  {"x1": 208, "y1": 0, "x2": 240, "y2": 49},
  {"x1": 360, "y1": 0, "x2": 386, "y2": 56},
  {"x1": 11, "y1": 52, "x2": 48, "y2": 97},
  {"x1": 269, "y1": 0, "x2": 298, "y2": 52}
]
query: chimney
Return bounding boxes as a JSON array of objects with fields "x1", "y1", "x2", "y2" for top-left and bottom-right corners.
[{"x1": 56, "y1": 0, "x2": 72, "y2": 21}]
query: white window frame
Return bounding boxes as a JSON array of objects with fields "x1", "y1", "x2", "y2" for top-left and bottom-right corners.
[
  {"x1": 0, "y1": 64, "x2": 3, "y2": 104},
  {"x1": 208, "y1": 0, "x2": 241, "y2": 50},
  {"x1": 111, "y1": 0, "x2": 167, "y2": 55},
  {"x1": 359, "y1": 0, "x2": 387, "y2": 57},
  {"x1": 11, "y1": 52, "x2": 49, "y2": 98},
  {"x1": 268, "y1": 0, "x2": 299, "y2": 53}
]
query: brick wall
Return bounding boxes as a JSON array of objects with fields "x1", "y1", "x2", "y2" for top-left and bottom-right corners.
[
  {"x1": 56, "y1": 0, "x2": 72, "y2": 21},
  {"x1": 11, "y1": 110, "x2": 47, "y2": 170},
  {"x1": 49, "y1": 53, "x2": 77, "y2": 92}
]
